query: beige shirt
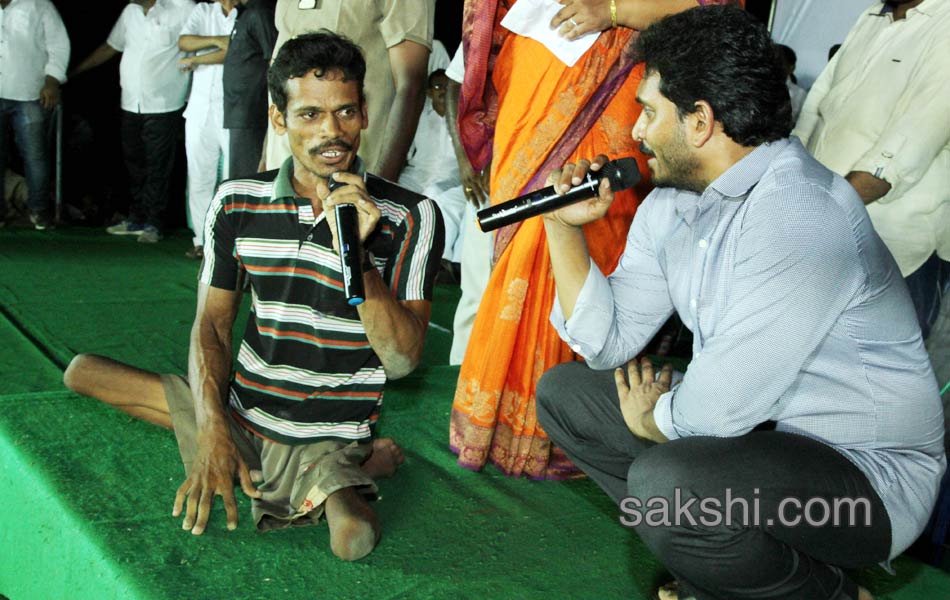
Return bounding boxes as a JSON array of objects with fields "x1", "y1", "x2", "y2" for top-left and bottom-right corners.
[
  {"x1": 793, "y1": 0, "x2": 950, "y2": 275},
  {"x1": 265, "y1": 0, "x2": 435, "y2": 171}
]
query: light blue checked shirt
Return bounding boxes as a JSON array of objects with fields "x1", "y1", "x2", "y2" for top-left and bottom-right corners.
[{"x1": 552, "y1": 138, "x2": 946, "y2": 559}]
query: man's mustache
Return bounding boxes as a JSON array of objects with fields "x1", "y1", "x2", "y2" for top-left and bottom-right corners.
[
  {"x1": 310, "y1": 139, "x2": 354, "y2": 156},
  {"x1": 639, "y1": 142, "x2": 655, "y2": 157}
]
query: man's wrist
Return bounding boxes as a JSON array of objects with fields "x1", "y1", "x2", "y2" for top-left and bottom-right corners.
[{"x1": 542, "y1": 213, "x2": 582, "y2": 232}]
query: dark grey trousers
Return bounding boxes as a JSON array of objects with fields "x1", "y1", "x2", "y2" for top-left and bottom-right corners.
[{"x1": 536, "y1": 361, "x2": 891, "y2": 600}]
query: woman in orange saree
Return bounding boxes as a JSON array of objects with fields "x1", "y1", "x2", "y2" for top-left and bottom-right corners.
[{"x1": 450, "y1": 0, "x2": 740, "y2": 479}]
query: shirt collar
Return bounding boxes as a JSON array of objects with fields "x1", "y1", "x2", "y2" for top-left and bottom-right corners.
[
  {"x1": 673, "y1": 139, "x2": 788, "y2": 225},
  {"x1": 270, "y1": 156, "x2": 366, "y2": 202},
  {"x1": 874, "y1": 0, "x2": 936, "y2": 18},
  {"x1": 708, "y1": 139, "x2": 787, "y2": 200}
]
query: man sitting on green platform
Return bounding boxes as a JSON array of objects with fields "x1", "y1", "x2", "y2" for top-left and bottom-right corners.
[{"x1": 64, "y1": 31, "x2": 443, "y2": 561}]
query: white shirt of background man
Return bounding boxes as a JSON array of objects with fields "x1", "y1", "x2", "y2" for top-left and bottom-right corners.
[
  {"x1": 793, "y1": 0, "x2": 950, "y2": 276},
  {"x1": 106, "y1": 0, "x2": 197, "y2": 114},
  {"x1": 0, "y1": 0, "x2": 70, "y2": 101},
  {"x1": 180, "y1": 1, "x2": 237, "y2": 124}
]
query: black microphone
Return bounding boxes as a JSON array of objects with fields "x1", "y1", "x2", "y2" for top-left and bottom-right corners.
[
  {"x1": 476, "y1": 157, "x2": 641, "y2": 232},
  {"x1": 329, "y1": 174, "x2": 365, "y2": 306}
]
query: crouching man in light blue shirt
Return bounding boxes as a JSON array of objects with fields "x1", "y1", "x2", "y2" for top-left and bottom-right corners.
[{"x1": 535, "y1": 6, "x2": 945, "y2": 600}]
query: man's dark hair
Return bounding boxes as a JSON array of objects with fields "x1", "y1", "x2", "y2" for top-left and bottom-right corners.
[
  {"x1": 267, "y1": 31, "x2": 366, "y2": 114},
  {"x1": 634, "y1": 5, "x2": 792, "y2": 146},
  {"x1": 774, "y1": 44, "x2": 798, "y2": 83}
]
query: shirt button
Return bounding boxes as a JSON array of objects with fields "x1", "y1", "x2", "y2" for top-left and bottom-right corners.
[
  {"x1": 690, "y1": 298, "x2": 697, "y2": 309},
  {"x1": 570, "y1": 344, "x2": 582, "y2": 353},
  {"x1": 698, "y1": 239, "x2": 708, "y2": 250}
]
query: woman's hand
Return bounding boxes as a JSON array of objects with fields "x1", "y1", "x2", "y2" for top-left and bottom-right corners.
[{"x1": 551, "y1": 0, "x2": 613, "y2": 40}]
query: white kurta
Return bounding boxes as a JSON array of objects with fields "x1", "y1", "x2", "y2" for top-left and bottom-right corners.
[
  {"x1": 180, "y1": 2, "x2": 237, "y2": 246},
  {"x1": 793, "y1": 0, "x2": 950, "y2": 276}
]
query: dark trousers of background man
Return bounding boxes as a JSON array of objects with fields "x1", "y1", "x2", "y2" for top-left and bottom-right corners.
[
  {"x1": 227, "y1": 126, "x2": 267, "y2": 180},
  {"x1": 0, "y1": 99, "x2": 51, "y2": 219},
  {"x1": 120, "y1": 109, "x2": 182, "y2": 231},
  {"x1": 536, "y1": 362, "x2": 892, "y2": 600},
  {"x1": 905, "y1": 253, "x2": 950, "y2": 340}
]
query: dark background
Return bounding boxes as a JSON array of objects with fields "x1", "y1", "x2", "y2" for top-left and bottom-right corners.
[{"x1": 47, "y1": 0, "x2": 769, "y2": 226}]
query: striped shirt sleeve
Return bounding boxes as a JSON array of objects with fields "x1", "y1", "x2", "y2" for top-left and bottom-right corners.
[
  {"x1": 386, "y1": 198, "x2": 444, "y2": 301},
  {"x1": 199, "y1": 187, "x2": 242, "y2": 291}
]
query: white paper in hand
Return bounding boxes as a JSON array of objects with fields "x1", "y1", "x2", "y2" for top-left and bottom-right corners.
[{"x1": 500, "y1": 0, "x2": 601, "y2": 67}]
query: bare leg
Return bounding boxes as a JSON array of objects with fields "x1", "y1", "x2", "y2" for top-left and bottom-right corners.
[
  {"x1": 63, "y1": 353, "x2": 172, "y2": 429},
  {"x1": 321, "y1": 438, "x2": 405, "y2": 561},
  {"x1": 325, "y1": 487, "x2": 380, "y2": 561}
]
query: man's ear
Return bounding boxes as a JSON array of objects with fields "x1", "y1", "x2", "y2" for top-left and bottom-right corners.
[
  {"x1": 688, "y1": 100, "x2": 716, "y2": 148},
  {"x1": 269, "y1": 104, "x2": 286, "y2": 135}
]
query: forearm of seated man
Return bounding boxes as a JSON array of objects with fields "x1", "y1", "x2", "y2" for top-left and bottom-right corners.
[
  {"x1": 358, "y1": 270, "x2": 430, "y2": 380},
  {"x1": 175, "y1": 283, "x2": 261, "y2": 535}
]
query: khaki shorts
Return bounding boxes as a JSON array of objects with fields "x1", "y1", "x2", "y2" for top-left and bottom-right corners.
[{"x1": 160, "y1": 375, "x2": 377, "y2": 531}]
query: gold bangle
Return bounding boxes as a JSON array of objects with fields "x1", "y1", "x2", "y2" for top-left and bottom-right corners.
[{"x1": 610, "y1": 0, "x2": 618, "y2": 28}]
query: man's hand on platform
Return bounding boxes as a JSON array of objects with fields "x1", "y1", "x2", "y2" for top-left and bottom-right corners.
[{"x1": 172, "y1": 427, "x2": 261, "y2": 535}]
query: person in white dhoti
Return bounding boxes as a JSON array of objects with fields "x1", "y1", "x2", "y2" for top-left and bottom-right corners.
[
  {"x1": 399, "y1": 69, "x2": 468, "y2": 264},
  {"x1": 178, "y1": 0, "x2": 237, "y2": 259}
]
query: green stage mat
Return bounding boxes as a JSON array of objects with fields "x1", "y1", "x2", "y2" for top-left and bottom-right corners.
[{"x1": 1, "y1": 228, "x2": 948, "y2": 599}]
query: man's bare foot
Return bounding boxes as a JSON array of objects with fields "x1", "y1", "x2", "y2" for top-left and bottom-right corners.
[
  {"x1": 858, "y1": 586, "x2": 874, "y2": 600},
  {"x1": 361, "y1": 438, "x2": 404, "y2": 479},
  {"x1": 325, "y1": 486, "x2": 380, "y2": 561}
]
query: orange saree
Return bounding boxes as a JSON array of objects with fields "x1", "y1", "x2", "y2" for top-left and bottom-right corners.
[
  {"x1": 450, "y1": 0, "x2": 743, "y2": 480},
  {"x1": 449, "y1": 22, "x2": 650, "y2": 479}
]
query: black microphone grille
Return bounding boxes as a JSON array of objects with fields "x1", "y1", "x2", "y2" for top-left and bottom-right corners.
[{"x1": 603, "y1": 157, "x2": 641, "y2": 192}]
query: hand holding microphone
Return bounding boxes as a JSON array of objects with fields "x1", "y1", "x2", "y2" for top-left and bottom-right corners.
[
  {"x1": 323, "y1": 172, "x2": 380, "y2": 306},
  {"x1": 476, "y1": 155, "x2": 640, "y2": 232}
]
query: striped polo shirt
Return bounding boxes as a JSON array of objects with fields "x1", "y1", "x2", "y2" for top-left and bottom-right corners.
[{"x1": 199, "y1": 158, "x2": 444, "y2": 445}]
